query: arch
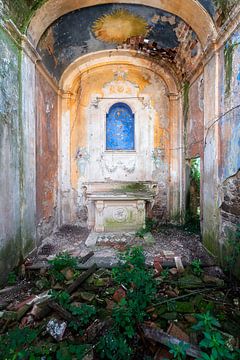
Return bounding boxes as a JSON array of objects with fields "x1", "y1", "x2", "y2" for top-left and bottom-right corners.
[
  {"x1": 106, "y1": 102, "x2": 135, "y2": 151},
  {"x1": 58, "y1": 48, "x2": 184, "y2": 226},
  {"x1": 59, "y1": 50, "x2": 179, "y2": 95},
  {"x1": 28, "y1": 0, "x2": 217, "y2": 49}
]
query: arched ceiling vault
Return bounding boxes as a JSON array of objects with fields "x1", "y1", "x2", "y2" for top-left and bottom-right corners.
[
  {"x1": 60, "y1": 50, "x2": 179, "y2": 94},
  {"x1": 36, "y1": 2, "x2": 217, "y2": 82},
  {"x1": 28, "y1": 0, "x2": 217, "y2": 48}
]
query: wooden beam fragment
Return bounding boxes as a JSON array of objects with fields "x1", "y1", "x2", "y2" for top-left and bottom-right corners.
[
  {"x1": 67, "y1": 264, "x2": 97, "y2": 294},
  {"x1": 142, "y1": 326, "x2": 202, "y2": 359}
]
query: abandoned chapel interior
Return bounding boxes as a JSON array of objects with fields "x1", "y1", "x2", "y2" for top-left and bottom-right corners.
[{"x1": 0, "y1": 0, "x2": 240, "y2": 285}]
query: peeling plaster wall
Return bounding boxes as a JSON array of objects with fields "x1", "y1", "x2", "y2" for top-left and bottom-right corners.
[
  {"x1": 201, "y1": 24, "x2": 240, "y2": 269},
  {"x1": 0, "y1": 24, "x2": 38, "y2": 284},
  {"x1": 187, "y1": 75, "x2": 204, "y2": 159},
  {"x1": 218, "y1": 27, "x2": 240, "y2": 239},
  {"x1": 0, "y1": 26, "x2": 21, "y2": 283},
  {"x1": 61, "y1": 64, "x2": 175, "y2": 226},
  {"x1": 202, "y1": 54, "x2": 220, "y2": 257},
  {"x1": 185, "y1": 74, "x2": 204, "y2": 222},
  {"x1": 36, "y1": 69, "x2": 58, "y2": 241}
]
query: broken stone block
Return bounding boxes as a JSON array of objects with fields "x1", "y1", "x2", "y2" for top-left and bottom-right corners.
[
  {"x1": 0, "y1": 310, "x2": 18, "y2": 321},
  {"x1": 95, "y1": 268, "x2": 112, "y2": 278},
  {"x1": 80, "y1": 292, "x2": 95, "y2": 303},
  {"x1": 168, "y1": 323, "x2": 190, "y2": 343},
  {"x1": 93, "y1": 277, "x2": 110, "y2": 287},
  {"x1": 162, "y1": 250, "x2": 175, "y2": 259},
  {"x1": 46, "y1": 319, "x2": 67, "y2": 341},
  {"x1": 160, "y1": 312, "x2": 178, "y2": 321},
  {"x1": 169, "y1": 268, "x2": 178, "y2": 276},
  {"x1": 26, "y1": 290, "x2": 52, "y2": 306},
  {"x1": 174, "y1": 256, "x2": 184, "y2": 273},
  {"x1": 143, "y1": 232, "x2": 156, "y2": 245},
  {"x1": 203, "y1": 275, "x2": 224, "y2": 287},
  {"x1": 178, "y1": 275, "x2": 203, "y2": 289}
]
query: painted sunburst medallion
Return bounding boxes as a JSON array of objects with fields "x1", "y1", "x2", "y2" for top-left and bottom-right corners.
[{"x1": 92, "y1": 9, "x2": 148, "y2": 44}]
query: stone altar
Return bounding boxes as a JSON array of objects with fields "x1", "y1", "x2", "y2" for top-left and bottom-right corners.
[{"x1": 87, "y1": 189, "x2": 154, "y2": 232}]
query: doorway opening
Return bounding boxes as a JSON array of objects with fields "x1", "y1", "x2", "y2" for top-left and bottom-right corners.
[{"x1": 186, "y1": 157, "x2": 201, "y2": 233}]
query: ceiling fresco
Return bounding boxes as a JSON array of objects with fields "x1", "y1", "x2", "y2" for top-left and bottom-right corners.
[{"x1": 37, "y1": 3, "x2": 204, "y2": 81}]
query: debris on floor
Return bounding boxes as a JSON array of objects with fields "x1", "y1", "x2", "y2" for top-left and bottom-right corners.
[{"x1": 0, "y1": 227, "x2": 240, "y2": 359}]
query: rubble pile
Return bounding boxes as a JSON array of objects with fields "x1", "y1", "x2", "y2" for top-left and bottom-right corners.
[{"x1": 0, "y1": 247, "x2": 240, "y2": 359}]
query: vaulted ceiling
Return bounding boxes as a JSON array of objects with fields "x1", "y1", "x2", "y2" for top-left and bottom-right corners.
[
  {"x1": 37, "y1": 4, "x2": 205, "y2": 81},
  {"x1": 27, "y1": 0, "x2": 219, "y2": 82}
]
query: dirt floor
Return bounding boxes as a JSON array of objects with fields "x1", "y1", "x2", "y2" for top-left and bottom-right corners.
[{"x1": 35, "y1": 225, "x2": 216, "y2": 266}]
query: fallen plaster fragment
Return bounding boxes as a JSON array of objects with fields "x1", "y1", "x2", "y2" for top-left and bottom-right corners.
[
  {"x1": 26, "y1": 290, "x2": 51, "y2": 306},
  {"x1": 47, "y1": 319, "x2": 67, "y2": 341},
  {"x1": 174, "y1": 256, "x2": 184, "y2": 272}
]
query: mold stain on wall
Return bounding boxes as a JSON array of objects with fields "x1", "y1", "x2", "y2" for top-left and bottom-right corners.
[{"x1": 0, "y1": 25, "x2": 21, "y2": 283}]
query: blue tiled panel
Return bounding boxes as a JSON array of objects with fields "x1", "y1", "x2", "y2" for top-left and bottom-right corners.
[{"x1": 106, "y1": 103, "x2": 134, "y2": 150}]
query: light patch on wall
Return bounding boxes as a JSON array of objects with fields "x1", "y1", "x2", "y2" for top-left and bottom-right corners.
[{"x1": 92, "y1": 9, "x2": 148, "y2": 44}]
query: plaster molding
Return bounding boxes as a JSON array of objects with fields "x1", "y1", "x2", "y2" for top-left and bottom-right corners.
[
  {"x1": 60, "y1": 50, "x2": 179, "y2": 95},
  {"x1": 215, "y1": 3, "x2": 240, "y2": 49},
  {"x1": 2, "y1": 20, "x2": 22, "y2": 47},
  {"x1": 3, "y1": 20, "x2": 40, "y2": 63},
  {"x1": 188, "y1": 4, "x2": 240, "y2": 83},
  {"x1": 1, "y1": 19, "x2": 59, "y2": 94},
  {"x1": 36, "y1": 61, "x2": 59, "y2": 93},
  {"x1": 27, "y1": 0, "x2": 217, "y2": 48}
]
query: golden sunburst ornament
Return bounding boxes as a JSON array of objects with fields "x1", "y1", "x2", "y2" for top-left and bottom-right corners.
[{"x1": 92, "y1": 9, "x2": 148, "y2": 44}]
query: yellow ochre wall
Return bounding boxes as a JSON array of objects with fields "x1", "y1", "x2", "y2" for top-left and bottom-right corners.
[{"x1": 68, "y1": 63, "x2": 170, "y2": 189}]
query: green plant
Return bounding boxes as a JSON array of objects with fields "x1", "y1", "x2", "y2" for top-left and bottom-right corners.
[
  {"x1": 136, "y1": 218, "x2": 157, "y2": 238},
  {"x1": 7, "y1": 271, "x2": 17, "y2": 285},
  {"x1": 97, "y1": 330, "x2": 132, "y2": 360},
  {"x1": 161, "y1": 268, "x2": 170, "y2": 280},
  {"x1": 168, "y1": 341, "x2": 190, "y2": 360},
  {"x1": 48, "y1": 252, "x2": 78, "y2": 282},
  {"x1": 51, "y1": 289, "x2": 96, "y2": 332},
  {"x1": 69, "y1": 303, "x2": 96, "y2": 325},
  {"x1": 192, "y1": 312, "x2": 240, "y2": 360},
  {"x1": 96, "y1": 247, "x2": 157, "y2": 359},
  {"x1": 193, "y1": 311, "x2": 221, "y2": 332},
  {"x1": 56, "y1": 343, "x2": 88, "y2": 360},
  {"x1": 0, "y1": 327, "x2": 39, "y2": 359},
  {"x1": 191, "y1": 259, "x2": 203, "y2": 277},
  {"x1": 51, "y1": 290, "x2": 71, "y2": 308},
  {"x1": 112, "y1": 247, "x2": 156, "y2": 305},
  {"x1": 190, "y1": 158, "x2": 200, "y2": 189}
]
